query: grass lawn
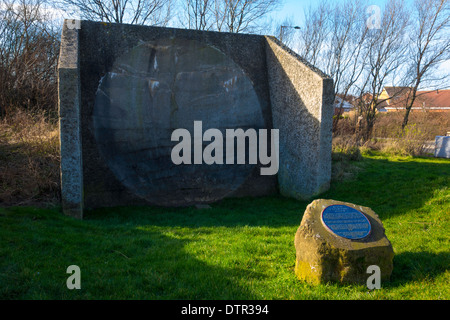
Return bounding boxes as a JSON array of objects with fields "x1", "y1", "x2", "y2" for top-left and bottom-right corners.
[{"x1": 0, "y1": 151, "x2": 449, "y2": 300}]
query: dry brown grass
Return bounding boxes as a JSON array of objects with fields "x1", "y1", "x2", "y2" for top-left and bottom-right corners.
[
  {"x1": 331, "y1": 135, "x2": 365, "y2": 182},
  {"x1": 0, "y1": 109, "x2": 60, "y2": 206},
  {"x1": 334, "y1": 111, "x2": 449, "y2": 157},
  {"x1": 336, "y1": 111, "x2": 449, "y2": 139},
  {"x1": 373, "y1": 112, "x2": 450, "y2": 140},
  {"x1": 373, "y1": 112, "x2": 449, "y2": 156},
  {"x1": 377, "y1": 124, "x2": 428, "y2": 156}
]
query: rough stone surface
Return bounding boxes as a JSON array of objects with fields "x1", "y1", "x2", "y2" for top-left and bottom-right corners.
[
  {"x1": 77, "y1": 21, "x2": 277, "y2": 211},
  {"x1": 265, "y1": 37, "x2": 334, "y2": 200},
  {"x1": 58, "y1": 20, "x2": 334, "y2": 218},
  {"x1": 294, "y1": 199, "x2": 394, "y2": 285},
  {"x1": 435, "y1": 136, "x2": 450, "y2": 158},
  {"x1": 93, "y1": 38, "x2": 264, "y2": 206},
  {"x1": 58, "y1": 23, "x2": 83, "y2": 219}
]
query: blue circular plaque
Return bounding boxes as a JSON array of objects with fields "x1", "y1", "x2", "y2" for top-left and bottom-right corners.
[{"x1": 321, "y1": 205, "x2": 371, "y2": 240}]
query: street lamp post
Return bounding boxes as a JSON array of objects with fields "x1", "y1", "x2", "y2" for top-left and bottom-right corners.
[{"x1": 279, "y1": 25, "x2": 301, "y2": 43}]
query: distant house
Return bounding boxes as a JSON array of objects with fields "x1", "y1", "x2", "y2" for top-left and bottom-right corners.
[
  {"x1": 378, "y1": 86, "x2": 450, "y2": 112},
  {"x1": 334, "y1": 95, "x2": 355, "y2": 115}
]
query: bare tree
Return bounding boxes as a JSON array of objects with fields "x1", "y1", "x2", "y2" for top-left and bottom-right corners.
[
  {"x1": 180, "y1": 0, "x2": 213, "y2": 30},
  {"x1": 291, "y1": 0, "x2": 372, "y2": 132},
  {"x1": 324, "y1": 0, "x2": 371, "y2": 131},
  {"x1": 279, "y1": 0, "x2": 448, "y2": 140},
  {"x1": 0, "y1": 0, "x2": 60, "y2": 117},
  {"x1": 296, "y1": 1, "x2": 330, "y2": 67},
  {"x1": 177, "y1": 0, "x2": 282, "y2": 33},
  {"x1": 213, "y1": 0, "x2": 282, "y2": 33},
  {"x1": 58, "y1": 0, "x2": 173, "y2": 26},
  {"x1": 355, "y1": 0, "x2": 410, "y2": 142},
  {"x1": 401, "y1": 0, "x2": 450, "y2": 129}
]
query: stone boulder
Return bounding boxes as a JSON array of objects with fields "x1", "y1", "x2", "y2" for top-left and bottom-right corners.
[{"x1": 294, "y1": 199, "x2": 394, "y2": 285}]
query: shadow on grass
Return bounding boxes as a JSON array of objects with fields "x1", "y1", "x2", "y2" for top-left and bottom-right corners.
[
  {"x1": 85, "y1": 154, "x2": 449, "y2": 227},
  {"x1": 1, "y1": 154, "x2": 448, "y2": 298},
  {"x1": 386, "y1": 251, "x2": 450, "y2": 287},
  {"x1": 84, "y1": 195, "x2": 308, "y2": 229},
  {"x1": 322, "y1": 155, "x2": 449, "y2": 220},
  {"x1": 80, "y1": 154, "x2": 449, "y2": 297},
  {"x1": 0, "y1": 206, "x2": 266, "y2": 299}
]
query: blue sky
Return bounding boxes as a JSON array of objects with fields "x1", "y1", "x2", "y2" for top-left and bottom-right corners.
[
  {"x1": 271, "y1": 0, "x2": 414, "y2": 25},
  {"x1": 270, "y1": 0, "x2": 449, "y2": 87},
  {"x1": 42, "y1": 0, "x2": 449, "y2": 86}
]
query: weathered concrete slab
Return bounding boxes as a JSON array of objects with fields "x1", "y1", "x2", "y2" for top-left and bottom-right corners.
[
  {"x1": 58, "y1": 20, "x2": 334, "y2": 218},
  {"x1": 435, "y1": 136, "x2": 450, "y2": 158},
  {"x1": 265, "y1": 37, "x2": 334, "y2": 200},
  {"x1": 93, "y1": 38, "x2": 265, "y2": 206},
  {"x1": 58, "y1": 22, "x2": 83, "y2": 219}
]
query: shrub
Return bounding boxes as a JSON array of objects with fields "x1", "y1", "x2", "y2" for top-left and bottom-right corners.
[
  {"x1": 373, "y1": 112, "x2": 449, "y2": 140},
  {"x1": 333, "y1": 111, "x2": 449, "y2": 157},
  {"x1": 380, "y1": 123, "x2": 427, "y2": 156},
  {"x1": 0, "y1": 109, "x2": 60, "y2": 206},
  {"x1": 332, "y1": 135, "x2": 363, "y2": 161}
]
